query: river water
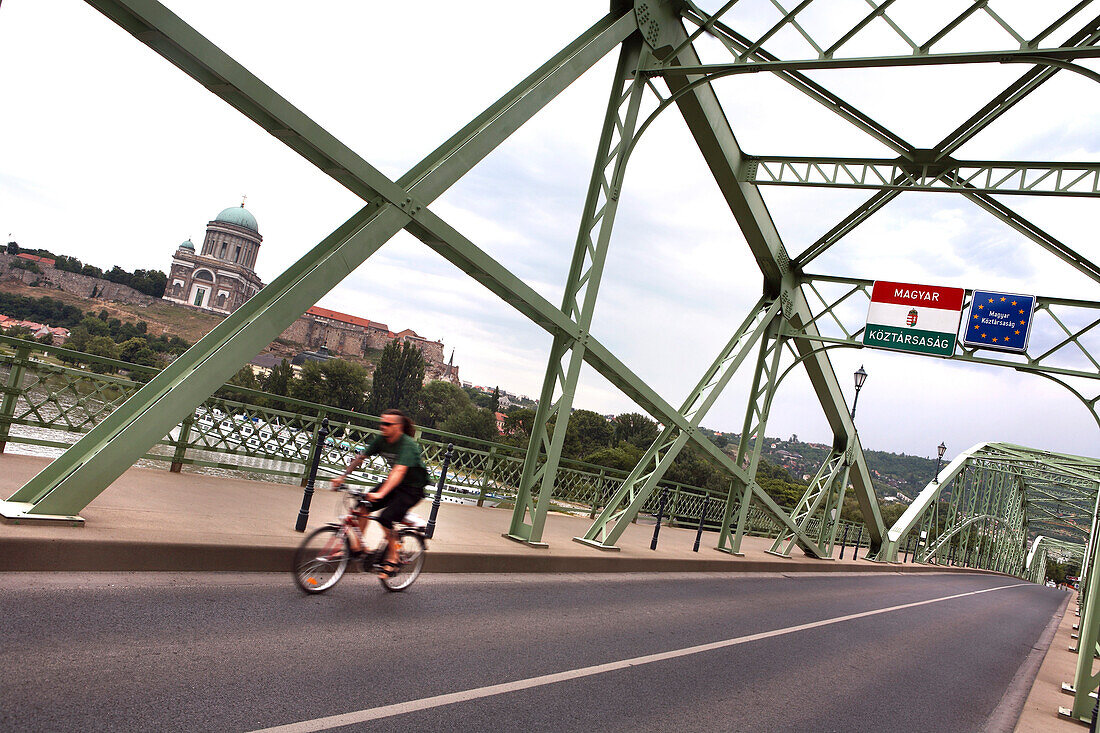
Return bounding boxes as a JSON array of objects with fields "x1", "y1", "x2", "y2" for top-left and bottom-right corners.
[{"x1": 4, "y1": 422, "x2": 495, "y2": 506}]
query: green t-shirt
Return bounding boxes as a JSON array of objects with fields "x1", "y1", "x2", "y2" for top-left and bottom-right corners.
[{"x1": 360, "y1": 433, "x2": 427, "y2": 477}]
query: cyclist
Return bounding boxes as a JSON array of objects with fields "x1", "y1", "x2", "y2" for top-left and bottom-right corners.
[{"x1": 331, "y1": 409, "x2": 428, "y2": 578}]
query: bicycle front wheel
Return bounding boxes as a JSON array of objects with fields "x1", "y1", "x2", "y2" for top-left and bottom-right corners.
[
  {"x1": 379, "y1": 531, "x2": 426, "y2": 592},
  {"x1": 293, "y1": 525, "x2": 350, "y2": 594}
]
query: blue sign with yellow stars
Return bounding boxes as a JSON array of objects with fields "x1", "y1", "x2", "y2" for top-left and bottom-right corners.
[{"x1": 962, "y1": 290, "x2": 1036, "y2": 353}]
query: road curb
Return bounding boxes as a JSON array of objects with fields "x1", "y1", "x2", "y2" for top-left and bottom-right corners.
[{"x1": 0, "y1": 536, "x2": 1000, "y2": 575}]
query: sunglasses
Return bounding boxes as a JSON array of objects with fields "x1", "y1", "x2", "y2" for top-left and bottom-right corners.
[{"x1": 380, "y1": 421, "x2": 400, "y2": 427}]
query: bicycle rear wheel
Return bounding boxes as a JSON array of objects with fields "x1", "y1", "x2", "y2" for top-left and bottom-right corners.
[
  {"x1": 379, "y1": 530, "x2": 426, "y2": 592},
  {"x1": 293, "y1": 525, "x2": 350, "y2": 594}
]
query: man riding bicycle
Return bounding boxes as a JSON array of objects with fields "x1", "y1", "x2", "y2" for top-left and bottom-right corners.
[{"x1": 331, "y1": 409, "x2": 428, "y2": 578}]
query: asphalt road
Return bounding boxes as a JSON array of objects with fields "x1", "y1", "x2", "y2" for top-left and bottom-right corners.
[{"x1": 0, "y1": 571, "x2": 1066, "y2": 732}]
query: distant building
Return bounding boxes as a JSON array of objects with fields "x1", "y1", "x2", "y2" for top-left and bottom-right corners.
[
  {"x1": 163, "y1": 201, "x2": 265, "y2": 314},
  {"x1": 16, "y1": 253, "x2": 55, "y2": 267},
  {"x1": 279, "y1": 305, "x2": 459, "y2": 384},
  {"x1": 248, "y1": 353, "x2": 283, "y2": 379},
  {"x1": 290, "y1": 347, "x2": 335, "y2": 375},
  {"x1": 0, "y1": 315, "x2": 69, "y2": 343}
]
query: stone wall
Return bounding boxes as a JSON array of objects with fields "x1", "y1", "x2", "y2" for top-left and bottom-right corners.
[
  {"x1": 279, "y1": 315, "x2": 369, "y2": 355},
  {"x1": 402, "y1": 337, "x2": 444, "y2": 364},
  {"x1": 364, "y1": 325, "x2": 393, "y2": 350},
  {"x1": 0, "y1": 254, "x2": 157, "y2": 306},
  {"x1": 279, "y1": 312, "x2": 452, "y2": 374}
]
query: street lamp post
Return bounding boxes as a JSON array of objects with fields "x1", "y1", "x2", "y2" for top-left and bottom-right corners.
[
  {"x1": 850, "y1": 365, "x2": 868, "y2": 420},
  {"x1": 933, "y1": 441, "x2": 946, "y2": 484}
]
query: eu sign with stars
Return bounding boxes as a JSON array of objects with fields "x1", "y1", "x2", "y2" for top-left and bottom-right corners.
[{"x1": 962, "y1": 290, "x2": 1036, "y2": 353}]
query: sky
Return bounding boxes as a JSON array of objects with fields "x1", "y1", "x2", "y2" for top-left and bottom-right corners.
[{"x1": 1, "y1": 0, "x2": 1098, "y2": 461}]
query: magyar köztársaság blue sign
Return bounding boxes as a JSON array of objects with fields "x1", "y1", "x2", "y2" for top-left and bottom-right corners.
[{"x1": 962, "y1": 290, "x2": 1036, "y2": 353}]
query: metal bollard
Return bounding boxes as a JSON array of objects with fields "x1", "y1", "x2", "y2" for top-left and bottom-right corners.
[
  {"x1": 839, "y1": 525, "x2": 849, "y2": 559},
  {"x1": 650, "y1": 487, "x2": 668, "y2": 550},
  {"x1": 425, "y1": 443, "x2": 454, "y2": 540},
  {"x1": 853, "y1": 526, "x2": 863, "y2": 560},
  {"x1": 295, "y1": 417, "x2": 330, "y2": 532},
  {"x1": 903, "y1": 536, "x2": 911, "y2": 563},
  {"x1": 693, "y1": 496, "x2": 708, "y2": 552}
]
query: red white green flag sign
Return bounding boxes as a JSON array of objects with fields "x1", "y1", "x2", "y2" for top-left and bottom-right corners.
[{"x1": 863, "y1": 280, "x2": 964, "y2": 357}]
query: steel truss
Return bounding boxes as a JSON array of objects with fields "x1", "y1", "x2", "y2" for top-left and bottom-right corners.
[
  {"x1": 798, "y1": 274, "x2": 1100, "y2": 429},
  {"x1": 879, "y1": 444, "x2": 1098, "y2": 570},
  {"x1": 1026, "y1": 536, "x2": 1086, "y2": 584},
  {"x1": 2, "y1": 1, "x2": 1098, "y2": 643},
  {"x1": 505, "y1": 36, "x2": 652, "y2": 547},
  {"x1": 741, "y1": 157, "x2": 1100, "y2": 198}
]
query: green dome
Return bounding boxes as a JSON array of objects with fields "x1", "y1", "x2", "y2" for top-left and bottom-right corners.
[
  {"x1": 179, "y1": 239, "x2": 195, "y2": 251},
  {"x1": 214, "y1": 204, "x2": 259, "y2": 233}
]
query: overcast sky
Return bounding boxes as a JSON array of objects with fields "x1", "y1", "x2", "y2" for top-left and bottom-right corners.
[{"x1": 1, "y1": 0, "x2": 1098, "y2": 461}]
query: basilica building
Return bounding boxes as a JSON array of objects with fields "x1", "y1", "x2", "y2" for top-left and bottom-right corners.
[{"x1": 162, "y1": 201, "x2": 265, "y2": 315}]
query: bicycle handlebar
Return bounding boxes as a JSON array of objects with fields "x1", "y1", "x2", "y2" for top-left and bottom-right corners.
[{"x1": 336, "y1": 485, "x2": 375, "y2": 510}]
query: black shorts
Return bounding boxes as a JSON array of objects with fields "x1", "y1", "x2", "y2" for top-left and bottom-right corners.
[{"x1": 372, "y1": 485, "x2": 424, "y2": 529}]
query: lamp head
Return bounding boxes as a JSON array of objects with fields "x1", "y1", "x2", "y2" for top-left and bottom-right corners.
[
  {"x1": 853, "y1": 365, "x2": 868, "y2": 390},
  {"x1": 937, "y1": 441, "x2": 947, "y2": 458}
]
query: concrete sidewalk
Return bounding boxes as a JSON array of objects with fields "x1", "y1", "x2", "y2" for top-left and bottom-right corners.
[{"x1": 1, "y1": 453, "x2": 992, "y2": 575}]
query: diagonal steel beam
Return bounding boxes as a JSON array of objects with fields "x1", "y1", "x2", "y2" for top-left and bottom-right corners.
[
  {"x1": 794, "y1": 13, "x2": 1100, "y2": 267},
  {"x1": 6, "y1": 1, "x2": 638, "y2": 515},
  {"x1": 743, "y1": 156, "x2": 1100, "y2": 198},
  {"x1": 653, "y1": 45, "x2": 1100, "y2": 76},
  {"x1": 649, "y1": 8, "x2": 886, "y2": 548},
  {"x1": 506, "y1": 36, "x2": 651, "y2": 546},
  {"x1": 12, "y1": 0, "x2": 767, "y2": 524},
  {"x1": 959, "y1": 188, "x2": 1100, "y2": 285},
  {"x1": 679, "y1": 5, "x2": 913, "y2": 155},
  {"x1": 576, "y1": 299, "x2": 789, "y2": 550}
]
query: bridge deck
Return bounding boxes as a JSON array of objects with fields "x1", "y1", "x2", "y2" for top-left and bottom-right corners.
[{"x1": 0, "y1": 452, "x2": 987, "y2": 575}]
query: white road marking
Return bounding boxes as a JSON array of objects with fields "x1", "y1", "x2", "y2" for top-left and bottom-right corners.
[{"x1": 251, "y1": 582, "x2": 1028, "y2": 732}]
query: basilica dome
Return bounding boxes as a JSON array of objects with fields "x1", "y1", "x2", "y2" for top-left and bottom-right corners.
[{"x1": 214, "y1": 204, "x2": 259, "y2": 233}]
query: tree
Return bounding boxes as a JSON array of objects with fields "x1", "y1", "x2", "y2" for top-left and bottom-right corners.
[
  {"x1": 584, "y1": 442, "x2": 644, "y2": 471},
  {"x1": 561, "y1": 409, "x2": 614, "y2": 459},
  {"x1": 78, "y1": 316, "x2": 110, "y2": 337},
  {"x1": 290, "y1": 361, "x2": 330, "y2": 408},
  {"x1": 291, "y1": 359, "x2": 369, "y2": 413},
  {"x1": 416, "y1": 380, "x2": 472, "y2": 429},
  {"x1": 218, "y1": 366, "x2": 264, "y2": 406},
  {"x1": 490, "y1": 386, "x2": 500, "y2": 414},
  {"x1": 317, "y1": 359, "x2": 370, "y2": 413},
  {"x1": 367, "y1": 341, "x2": 424, "y2": 416},
  {"x1": 613, "y1": 412, "x2": 659, "y2": 448},
  {"x1": 263, "y1": 358, "x2": 294, "y2": 397},
  {"x1": 82, "y1": 336, "x2": 121, "y2": 373},
  {"x1": 6, "y1": 241, "x2": 19, "y2": 254},
  {"x1": 118, "y1": 337, "x2": 158, "y2": 367},
  {"x1": 464, "y1": 386, "x2": 493, "y2": 409},
  {"x1": 502, "y1": 408, "x2": 536, "y2": 441},
  {"x1": 440, "y1": 405, "x2": 498, "y2": 442},
  {"x1": 665, "y1": 444, "x2": 726, "y2": 494}
]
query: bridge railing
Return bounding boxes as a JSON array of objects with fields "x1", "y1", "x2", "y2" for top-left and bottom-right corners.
[{"x1": 0, "y1": 335, "x2": 863, "y2": 543}]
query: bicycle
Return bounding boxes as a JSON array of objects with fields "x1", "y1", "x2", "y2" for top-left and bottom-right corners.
[{"x1": 292, "y1": 486, "x2": 427, "y2": 593}]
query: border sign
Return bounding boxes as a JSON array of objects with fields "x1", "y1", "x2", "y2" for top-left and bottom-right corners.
[
  {"x1": 962, "y1": 290, "x2": 1036, "y2": 353},
  {"x1": 863, "y1": 280, "x2": 964, "y2": 357}
]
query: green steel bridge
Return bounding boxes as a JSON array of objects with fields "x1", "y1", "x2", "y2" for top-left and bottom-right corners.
[{"x1": 2, "y1": 0, "x2": 1100, "y2": 721}]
